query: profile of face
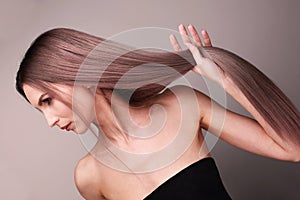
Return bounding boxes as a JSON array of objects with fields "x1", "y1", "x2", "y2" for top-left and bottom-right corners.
[{"x1": 23, "y1": 83, "x2": 96, "y2": 134}]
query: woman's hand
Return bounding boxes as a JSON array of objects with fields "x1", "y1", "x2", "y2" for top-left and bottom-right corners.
[
  {"x1": 170, "y1": 25, "x2": 300, "y2": 162},
  {"x1": 170, "y1": 24, "x2": 212, "y2": 49},
  {"x1": 169, "y1": 24, "x2": 226, "y2": 84}
]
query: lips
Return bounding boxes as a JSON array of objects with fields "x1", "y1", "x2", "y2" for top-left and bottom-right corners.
[
  {"x1": 66, "y1": 122, "x2": 72, "y2": 131},
  {"x1": 61, "y1": 122, "x2": 72, "y2": 131}
]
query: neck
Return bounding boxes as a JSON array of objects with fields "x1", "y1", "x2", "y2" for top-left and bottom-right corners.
[{"x1": 94, "y1": 89, "x2": 155, "y2": 145}]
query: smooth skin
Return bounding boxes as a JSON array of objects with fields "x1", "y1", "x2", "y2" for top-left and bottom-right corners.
[
  {"x1": 23, "y1": 24, "x2": 300, "y2": 200},
  {"x1": 23, "y1": 84, "x2": 96, "y2": 134},
  {"x1": 173, "y1": 24, "x2": 300, "y2": 159}
]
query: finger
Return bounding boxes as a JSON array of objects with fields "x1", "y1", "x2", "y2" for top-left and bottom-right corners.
[
  {"x1": 169, "y1": 34, "x2": 182, "y2": 51},
  {"x1": 201, "y1": 30, "x2": 212, "y2": 46},
  {"x1": 188, "y1": 24, "x2": 202, "y2": 46},
  {"x1": 178, "y1": 24, "x2": 192, "y2": 44},
  {"x1": 185, "y1": 43, "x2": 204, "y2": 65}
]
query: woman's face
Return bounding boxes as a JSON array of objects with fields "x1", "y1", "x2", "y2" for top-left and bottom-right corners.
[{"x1": 23, "y1": 83, "x2": 96, "y2": 134}]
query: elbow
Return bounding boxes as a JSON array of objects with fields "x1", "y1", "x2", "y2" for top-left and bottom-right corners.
[
  {"x1": 274, "y1": 154, "x2": 300, "y2": 162},
  {"x1": 280, "y1": 143, "x2": 300, "y2": 162},
  {"x1": 276, "y1": 153, "x2": 300, "y2": 162},
  {"x1": 284, "y1": 150, "x2": 300, "y2": 162},
  {"x1": 289, "y1": 156, "x2": 300, "y2": 162}
]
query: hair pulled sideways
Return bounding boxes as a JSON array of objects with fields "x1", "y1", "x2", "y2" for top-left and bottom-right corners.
[{"x1": 16, "y1": 28, "x2": 300, "y2": 144}]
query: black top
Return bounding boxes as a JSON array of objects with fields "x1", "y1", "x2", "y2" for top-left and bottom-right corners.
[{"x1": 144, "y1": 157, "x2": 232, "y2": 200}]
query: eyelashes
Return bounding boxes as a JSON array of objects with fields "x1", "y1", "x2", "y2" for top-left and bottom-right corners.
[{"x1": 41, "y1": 97, "x2": 52, "y2": 105}]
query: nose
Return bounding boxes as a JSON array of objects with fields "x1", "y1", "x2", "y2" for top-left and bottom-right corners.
[{"x1": 44, "y1": 111, "x2": 59, "y2": 127}]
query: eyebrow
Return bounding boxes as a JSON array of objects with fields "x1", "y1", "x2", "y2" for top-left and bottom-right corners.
[{"x1": 37, "y1": 93, "x2": 48, "y2": 106}]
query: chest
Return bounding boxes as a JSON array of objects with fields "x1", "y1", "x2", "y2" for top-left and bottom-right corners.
[
  {"x1": 98, "y1": 131, "x2": 209, "y2": 200},
  {"x1": 93, "y1": 89, "x2": 207, "y2": 199}
]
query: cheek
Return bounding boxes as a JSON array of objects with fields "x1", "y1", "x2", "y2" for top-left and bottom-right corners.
[
  {"x1": 54, "y1": 101, "x2": 73, "y2": 118},
  {"x1": 72, "y1": 91, "x2": 95, "y2": 127},
  {"x1": 74, "y1": 123, "x2": 90, "y2": 134},
  {"x1": 73, "y1": 89, "x2": 95, "y2": 119},
  {"x1": 72, "y1": 109, "x2": 94, "y2": 134}
]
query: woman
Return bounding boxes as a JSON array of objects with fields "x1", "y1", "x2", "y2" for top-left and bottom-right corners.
[{"x1": 16, "y1": 24, "x2": 300, "y2": 199}]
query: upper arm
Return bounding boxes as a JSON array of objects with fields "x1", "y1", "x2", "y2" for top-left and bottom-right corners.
[
  {"x1": 74, "y1": 155, "x2": 105, "y2": 200},
  {"x1": 195, "y1": 89, "x2": 297, "y2": 161}
]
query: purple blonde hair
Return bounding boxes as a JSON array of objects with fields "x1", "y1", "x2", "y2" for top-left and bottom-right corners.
[{"x1": 16, "y1": 28, "x2": 300, "y2": 144}]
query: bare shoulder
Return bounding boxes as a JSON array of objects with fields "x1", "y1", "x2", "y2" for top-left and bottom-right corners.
[
  {"x1": 160, "y1": 85, "x2": 212, "y2": 121},
  {"x1": 74, "y1": 154, "x2": 104, "y2": 200}
]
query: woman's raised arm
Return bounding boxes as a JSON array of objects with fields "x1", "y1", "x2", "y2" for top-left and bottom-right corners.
[{"x1": 170, "y1": 24, "x2": 300, "y2": 161}]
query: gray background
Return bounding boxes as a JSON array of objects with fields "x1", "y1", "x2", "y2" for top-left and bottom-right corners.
[{"x1": 1, "y1": 0, "x2": 299, "y2": 199}]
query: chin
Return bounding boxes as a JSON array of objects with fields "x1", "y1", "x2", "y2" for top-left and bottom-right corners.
[{"x1": 73, "y1": 124, "x2": 90, "y2": 134}]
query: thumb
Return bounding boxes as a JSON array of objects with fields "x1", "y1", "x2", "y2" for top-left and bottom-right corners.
[
  {"x1": 185, "y1": 43, "x2": 204, "y2": 66},
  {"x1": 192, "y1": 65, "x2": 203, "y2": 75}
]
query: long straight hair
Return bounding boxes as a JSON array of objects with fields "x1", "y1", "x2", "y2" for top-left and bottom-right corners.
[{"x1": 16, "y1": 28, "x2": 300, "y2": 145}]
